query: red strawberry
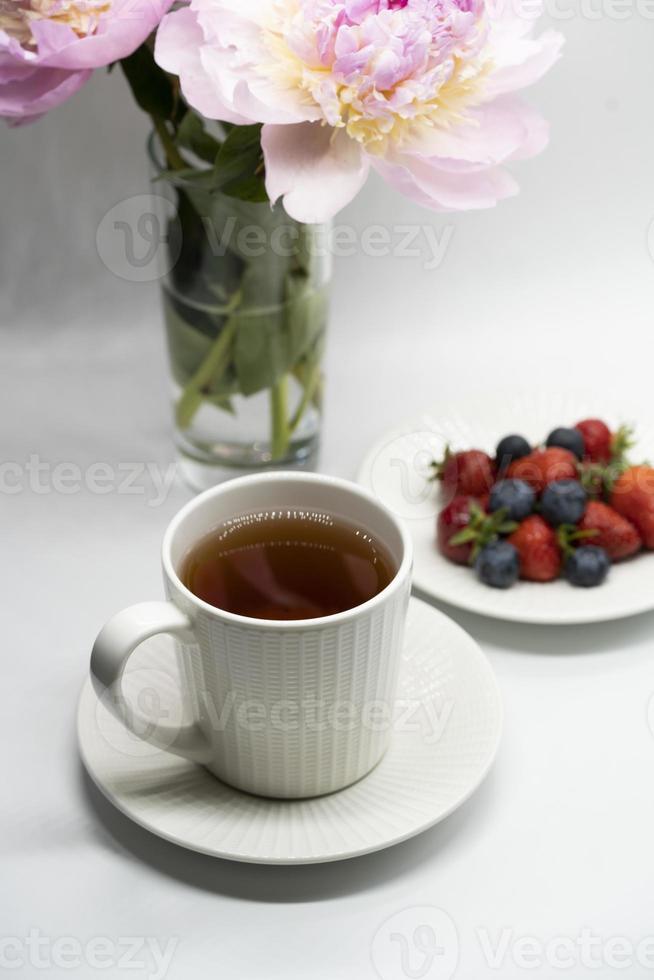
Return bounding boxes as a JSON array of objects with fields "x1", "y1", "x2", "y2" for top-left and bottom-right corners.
[
  {"x1": 437, "y1": 496, "x2": 483, "y2": 565},
  {"x1": 507, "y1": 447, "x2": 578, "y2": 494},
  {"x1": 507, "y1": 515, "x2": 561, "y2": 581},
  {"x1": 578, "y1": 424, "x2": 634, "y2": 498},
  {"x1": 577, "y1": 501, "x2": 641, "y2": 561},
  {"x1": 610, "y1": 466, "x2": 654, "y2": 549},
  {"x1": 575, "y1": 419, "x2": 612, "y2": 463},
  {"x1": 436, "y1": 496, "x2": 515, "y2": 565},
  {"x1": 434, "y1": 448, "x2": 495, "y2": 501}
]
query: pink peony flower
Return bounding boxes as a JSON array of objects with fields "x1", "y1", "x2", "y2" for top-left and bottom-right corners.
[
  {"x1": 155, "y1": 0, "x2": 564, "y2": 222},
  {"x1": 0, "y1": 0, "x2": 173, "y2": 124}
]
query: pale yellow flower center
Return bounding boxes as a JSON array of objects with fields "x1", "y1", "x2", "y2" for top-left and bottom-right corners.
[
  {"x1": 261, "y1": 0, "x2": 492, "y2": 153},
  {"x1": 0, "y1": 0, "x2": 111, "y2": 49}
]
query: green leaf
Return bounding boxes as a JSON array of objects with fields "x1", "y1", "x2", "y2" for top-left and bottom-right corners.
[
  {"x1": 162, "y1": 292, "x2": 239, "y2": 398},
  {"x1": 213, "y1": 124, "x2": 264, "y2": 193},
  {"x1": 164, "y1": 187, "x2": 248, "y2": 313},
  {"x1": 292, "y1": 334, "x2": 326, "y2": 412},
  {"x1": 232, "y1": 306, "x2": 287, "y2": 397},
  {"x1": 450, "y1": 528, "x2": 478, "y2": 546},
  {"x1": 120, "y1": 44, "x2": 174, "y2": 120},
  {"x1": 232, "y1": 258, "x2": 328, "y2": 397},
  {"x1": 177, "y1": 112, "x2": 221, "y2": 165},
  {"x1": 205, "y1": 394, "x2": 236, "y2": 415},
  {"x1": 285, "y1": 272, "x2": 329, "y2": 363},
  {"x1": 154, "y1": 167, "x2": 216, "y2": 186},
  {"x1": 221, "y1": 174, "x2": 269, "y2": 203},
  {"x1": 163, "y1": 293, "x2": 214, "y2": 386},
  {"x1": 611, "y1": 424, "x2": 635, "y2": 463}
]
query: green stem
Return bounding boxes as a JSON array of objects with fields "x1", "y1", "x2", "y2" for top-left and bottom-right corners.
[
  {"x1": 270, "y1": 375, "x2": 290, "y2": 461},
  {"x1": 152, "y1": 116, "x2": 186, "y2": 171},
  {"x1": 288, "y1": 362, "x2": 321, "y2": 436},
  {"x1": 175, "y1": 291, "x2": 242, "y2": 430}
]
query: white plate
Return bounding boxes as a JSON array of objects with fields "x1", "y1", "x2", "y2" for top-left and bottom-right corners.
[
  {"x1": 358, "y1": 392, "x2": 654, "y2": 625},
  {"x1": 78, "y1": 598, "x2": 502, "y2": 865}
]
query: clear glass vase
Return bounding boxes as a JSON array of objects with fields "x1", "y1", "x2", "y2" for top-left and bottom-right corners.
[{"x1": 149, "y1": 136, "x2": 331, "y2": 489}]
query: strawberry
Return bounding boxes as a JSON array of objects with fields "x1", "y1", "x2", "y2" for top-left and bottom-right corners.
[
  {"x1": 437, "y1": 496, "x2": 481, "y2": 564},
  {"x1": 507, "y1": 447, "x2": 578, "y2": 494},
  {"x1": 578, "y1": 462, "x2": 612, "y2": 499},
  {"x1": 437, "y1": 497, "x2": 516, "y2": 565},
  {"x1": 577, "y1": 501, "x2": 641, "y2": 561},
  {"x1": 433, "y1": 448, "x2": 495, "y2": 501},
  {"x1": 476, "y1": 493, "x2": 490, "y2": 512},
  {"x1": 507, "y1": 515, "x2": 561, "y2": 581},
  {"x1": 576, "y1": 421, "x2": 634, "y2": 497},
  {"x1": 610, "y1": 466, "x2": 654, "y2": 549},
  {"x1": 575, "y1": 419, "x2": 612, "y2": 463}
]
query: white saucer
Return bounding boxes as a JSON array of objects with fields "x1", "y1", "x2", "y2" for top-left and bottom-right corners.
[
  {"x1": 358, "y1": 392, "x2": 654, "y2": 625},
  {"x1": 78, "y1": 598, "x2": 502, "y2": 865}
]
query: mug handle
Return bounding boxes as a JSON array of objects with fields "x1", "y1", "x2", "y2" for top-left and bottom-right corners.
[{"x1": 90, "y1": 601, "x2": 212, "y2": 764}]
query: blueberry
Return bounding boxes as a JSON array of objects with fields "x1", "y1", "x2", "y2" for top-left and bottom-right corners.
[
  {"x1": 475, "y1": 541, "x2": 520, "y2": 589},
  {"x1": 496, "y1": 434, "x2": 532, "y2": 469},
  {"x1": 541, "y1": 480, "x2": 587, "y2": 526},
  {"x1": 564, "y1": 546, "x2": 610, "y2": 587},
  {"x1": 489, "y1": 479, "x2": 536, "y2": 521},
  {"x1": 546, "y1": 426, "x2": 585, "y2": 460}
]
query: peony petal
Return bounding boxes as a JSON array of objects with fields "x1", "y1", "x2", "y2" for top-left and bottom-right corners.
[
  {"x1": 34, "y1": 0, "x2": 175, "y2": 70},
  {"x1": 194, "y1": 7, "x2": 321, "y2": 124},
  {"x1": 199, "y1": 45, "x2": 318, "y2": 124},
  {"x1": 489, "y1": 0, "x2": 546, "y2": 37},
  {"x1": 407, "y1": 96, "x2": 550, "y2": 167},
  {"x1": 262, "y1": 123, "x2": 370, "y2": 222},
  {"x1": 29, "y1": 20, "x2": 79, "y2": 61},
  {"x1": 192, "y1": 0, "x2": 271, "y2": 25},
  {"x1": 0, "y1": 66, "x2": 90, "y2": 122},
  {"x1": 373, "y1": 155, "x2": 519, "y2": 212},
  {"x1": 155, "y1": 7, "x2": 251, "y2": 123},
  {"x1": 0, "y1": 33, "x2": 38, "y2": 83},
  {"x1": 486, "y1": 29, "x2": 564, "y2": 98},
  {"x1": 503, "y1": 99, "x2": 550, "y2": 161}
]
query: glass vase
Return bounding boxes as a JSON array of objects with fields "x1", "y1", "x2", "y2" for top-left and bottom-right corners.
[{"x1": 149, "y1": 136, "x2": 331, "y2": 489}]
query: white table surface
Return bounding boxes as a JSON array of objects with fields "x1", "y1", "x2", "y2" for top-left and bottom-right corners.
[{"x1": 3, "y1": 7, "x2": 654, "y2": 979}]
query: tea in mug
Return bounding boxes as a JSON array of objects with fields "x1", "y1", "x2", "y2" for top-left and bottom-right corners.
[{"x1": 181, "y1": 509, "x2": 396, "y2": 620}]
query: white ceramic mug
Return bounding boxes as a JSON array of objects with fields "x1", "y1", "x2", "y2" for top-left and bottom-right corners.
[{"x1": 91, "y1": 472, "x2": 412, "y2": 799}]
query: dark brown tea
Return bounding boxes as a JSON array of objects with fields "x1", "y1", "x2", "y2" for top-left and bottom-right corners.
[{"x1": 181, "y1": 509, "x2": 396, "y2": 620}]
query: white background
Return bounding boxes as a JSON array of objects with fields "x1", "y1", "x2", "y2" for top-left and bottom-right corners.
[{"x1": 2, "y1": 3, "x2": 654, "y2": 979}]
